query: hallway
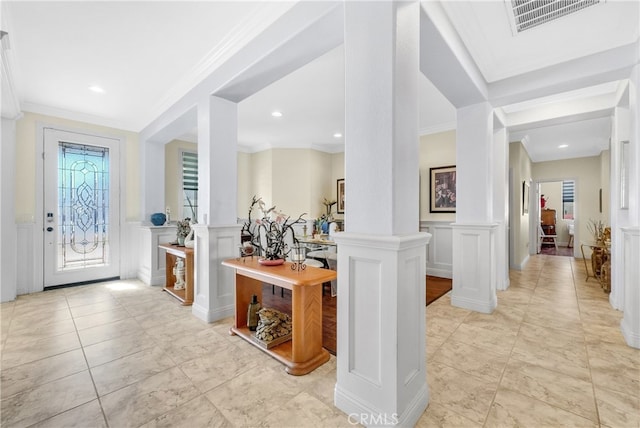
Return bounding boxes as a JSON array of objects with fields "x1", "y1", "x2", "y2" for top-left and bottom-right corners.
[{"x1": 1, "y1": 255, "x2": 637, "y2": 427}]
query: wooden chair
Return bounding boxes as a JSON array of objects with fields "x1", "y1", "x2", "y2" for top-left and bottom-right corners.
[
  {"x1": 538, "y1": 224, "x2": 558, "y2": 253},
  {"x1": 567, "y1": 223, "x2": 574, "y2": 248}
]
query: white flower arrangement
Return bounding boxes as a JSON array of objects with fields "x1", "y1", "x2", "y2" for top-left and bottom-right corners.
[
  {"x1": 176, "y1": 218, "x2": 191, "y2": 238},
  {"x1": 242, "y1": 196, "x2": 306, "y2": 260}
]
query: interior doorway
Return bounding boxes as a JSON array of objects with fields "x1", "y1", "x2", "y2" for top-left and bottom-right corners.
[{"x1": 537, "y1": 180, "x2": 575, "y2": 257}]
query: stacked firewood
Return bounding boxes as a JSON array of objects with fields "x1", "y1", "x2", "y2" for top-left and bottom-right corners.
[{"x1": 255, "y1": 308, "x2": 292, "y2": 342}]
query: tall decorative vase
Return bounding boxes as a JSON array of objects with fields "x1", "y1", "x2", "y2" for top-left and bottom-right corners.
[{"x1": 247, "y1": 295, "x2": 261, "y2": 331}]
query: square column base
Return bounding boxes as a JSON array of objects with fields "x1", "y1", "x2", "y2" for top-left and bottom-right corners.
[
  {"x1": 192, "y1": 224, "x2": 241, "y2": 323},
  {"x1": 451, "y1": 223, "x2": 498, "y2": 314},
  {"x1": 621, "y1": 227, "x2": 640, "y2": 349},
  {"x1": 332, "y1": 232, "x2": 431, "y2": 427},
  {"x1": 138, "y1": 225, "x2": 177, "y2": 286}
]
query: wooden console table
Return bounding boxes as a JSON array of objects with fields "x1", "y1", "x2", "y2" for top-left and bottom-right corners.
[
  {"x1": 158, "y1": 243, "x2": 194, "y2": 305},
  {"x1": 222, "y1": 258, "x2": 335, "y2": 375}
]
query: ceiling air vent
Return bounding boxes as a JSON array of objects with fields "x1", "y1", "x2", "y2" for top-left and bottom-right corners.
[{"x1": 507, "y1": 0, "x2": 603, "y2": 33}]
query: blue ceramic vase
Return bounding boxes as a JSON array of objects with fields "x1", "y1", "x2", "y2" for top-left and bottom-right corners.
[{"x1": 150, "y1": 212, "x2": 166, "y2": 226}]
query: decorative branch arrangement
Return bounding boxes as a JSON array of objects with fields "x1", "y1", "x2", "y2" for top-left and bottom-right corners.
[
  {"x1": 322, "y1": 197, "x2": 336, "y2": 219},
  {"x1": 587, "y1": 219, "x2": 604, "y2": 241},
  {"x1": 242, "y1": 196, "x2": 307, "y2": 260}
]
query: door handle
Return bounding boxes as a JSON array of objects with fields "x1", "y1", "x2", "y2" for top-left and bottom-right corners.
[{"x1": 46, "y1": 227, "x2": 54, "y2": 232}]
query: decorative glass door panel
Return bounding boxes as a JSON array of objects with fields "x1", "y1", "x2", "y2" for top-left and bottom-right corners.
[
  {"x1": 44, "y1": 129, "x2": 120, "y2": 287},
  {"x1": 57, "y1": 142, "x2": 110, "y2": 270}
]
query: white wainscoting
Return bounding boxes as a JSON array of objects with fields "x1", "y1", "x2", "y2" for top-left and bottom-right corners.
[
  {"x1": 14, "y1": 221, "x2": 146, "y2": 297},
  {"x1": 137, "y1": 225, "x2": 178, "y2": 286},
  {"x1": 121, "y1": 222, "x2": 141, "y2": 280},
  {"x1": 16, "y1": 222, "x2": 38, "y2": 295},
  {"x1": 420, "y1": 221, "x2": 453, "y2": 279}
]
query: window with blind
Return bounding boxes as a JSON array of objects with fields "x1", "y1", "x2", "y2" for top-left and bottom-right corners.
[
  {"x1": 182, "y1": 151, "x2": 198, "y2": 220},
  {"x1": 562, "y1": 180, "x2": 574, "y2": 219}
]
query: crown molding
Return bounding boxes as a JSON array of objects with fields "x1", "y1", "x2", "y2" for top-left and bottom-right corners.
[
  {"x1": 21, "y1": 102, "x2": 137, "y2": 132},
  {"x1": 237, "y1": 140, "x2": 344, "y2": 154},
  {"x1": 419, "y1": 121, "x2": 456, "y2": 136},
  {"x1": 1, "y1": 4, "x2": 20, "y2": 119},
  {"x1": 141, "y1": 3, "x2": 295, "y2": 131}
]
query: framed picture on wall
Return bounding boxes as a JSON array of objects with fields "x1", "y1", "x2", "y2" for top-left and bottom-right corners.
[
  {"x1": 429, "y1": 166, "x2": 456, "y2": 213},
  {"x1": 337, "y1": 179, "x2": 345, "y2": 214},
  {"x1": 522, "y1": 181, "x2": 530, "y2": 215}
]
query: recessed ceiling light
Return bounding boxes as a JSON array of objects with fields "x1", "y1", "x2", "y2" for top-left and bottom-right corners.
[
  {"x1": 558, "y1": 144, "x2": 569, "y2": 148},
  {"x1": 271, "y1": 111, "x2": 282, "y2": 117},
  {"x1": 333, "y1": 133, "x2": 343, "y2": 138},
  {"x1": 88, "y1": 85, "x2": 105, "y2": 94}
]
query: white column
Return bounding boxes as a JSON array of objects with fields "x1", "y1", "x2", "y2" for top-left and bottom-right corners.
[
  {"x1": 609, "y1": 106, "x2": 629, "y2": 311},
  {"x1": 192, "y1": 95, "x2": 240, "y2": 323},
  {"x1": 192, "y1": 224, "x2": 239, "y2": 323},
  {"x1": 621, "y1": 227, "x2": 640, "y2": 348},
  {"x1": 493, "y1": 125, "x2": 509, "y2": 291},
  {"x1": 140, "y1": 141, "x2": 165, "y2": 223},
  {"x1": 335, "y1": 3, "x2": 430, "y2": 426},
  {"x1": 197, "y1": 95, "x2": 238, "y2": 226},
  {"x1": 620, "y1": 63, "x2": 639, "y2": 349},
  {"x1": 0, "y1": 117, "x2": 17, "y2": 302},
  {"x1": 451, "y1": 102, "x2": 498, "y2": 313},
  {"x1": 137, "y1": 225, "x2": 177, "y2": 286}
]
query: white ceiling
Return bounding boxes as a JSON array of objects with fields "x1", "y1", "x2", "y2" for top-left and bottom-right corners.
[{"x1": 3, "y1": 1, "x2": 638, "y2": 161}]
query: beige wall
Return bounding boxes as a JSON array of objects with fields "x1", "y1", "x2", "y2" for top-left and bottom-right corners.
[
  {"x1": 600, "y1": 149, "x2": 610, "y2": 225},
  {"x1": 509, "y1": 141, "x2": 533, "y2": 268},
  {"x1": 272, "y1": 149, "x2": 313, "y2": 218},
  {"x1": 161, "y1": 146, "x2": 342, "y2": 224},
  {"x1": 533, "y1": 155, "x2": 604, "y2": 252},
  {"x1": 237, "y1": 151, "x2": 252, "y2": 216},
  {"x1": 419, "y1": 130, "x2": 456, "y2": 222},
  {"x1": 249, "y1": 150, "x2": 273, "y2": 210},
  {"x1": 238, "y1": 148, "x2": 341, "y2": 222},
  {"x1": 15, "y1": 112, "x2": 140, "y2": 222},
  {"x1": 164, "y1": 140, "x2": 197, "y2": 220}
]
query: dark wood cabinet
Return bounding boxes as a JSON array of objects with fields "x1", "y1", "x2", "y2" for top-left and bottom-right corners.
[{"x1": 541, "y1": 209, "x2": 556, "y2": 226}]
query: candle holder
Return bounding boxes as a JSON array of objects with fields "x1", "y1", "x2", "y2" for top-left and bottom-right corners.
[
  {"x1": 290, "y1": 244, "x2": 306, "y2": 271},
  {"x1": 237, "y1": 242, "x2": 255, "y2": 262}
]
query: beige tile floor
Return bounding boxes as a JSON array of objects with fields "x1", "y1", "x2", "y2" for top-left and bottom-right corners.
[{"x1": 1, "y1": 255, "x2": 638, "y2": 427}]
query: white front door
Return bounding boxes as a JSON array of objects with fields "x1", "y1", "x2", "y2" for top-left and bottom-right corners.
[{"x1": 43, "y1": 128, "x2": 121, "y2": 287}]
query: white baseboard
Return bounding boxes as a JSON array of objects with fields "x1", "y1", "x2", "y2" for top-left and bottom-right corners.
[
  {"x1": 192, "y1": 302, "x2": 235, "y2": 323},
  {"x1": 426, "y1": 268, "x2": 452, "y2": 279}
]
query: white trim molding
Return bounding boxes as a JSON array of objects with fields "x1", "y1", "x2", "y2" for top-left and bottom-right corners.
[
  {"x1": 621, "y1": 227, "x2": 640, "y2": 349},
  {"x1": 192, "y1": 224, "x2": 242, "y2": 323},
  {"x1": 451, "y1": 223, "x2": 499, "y2": 314},
  {"x1": 333, "y1": 231, "x2": 431, "y2": 428},
  {"x1": 137, "y1": 225, "x2": 177, "y2": 286},
  {"x1": 420, "y1": 220, "x2": 453, "y2": 278}
]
